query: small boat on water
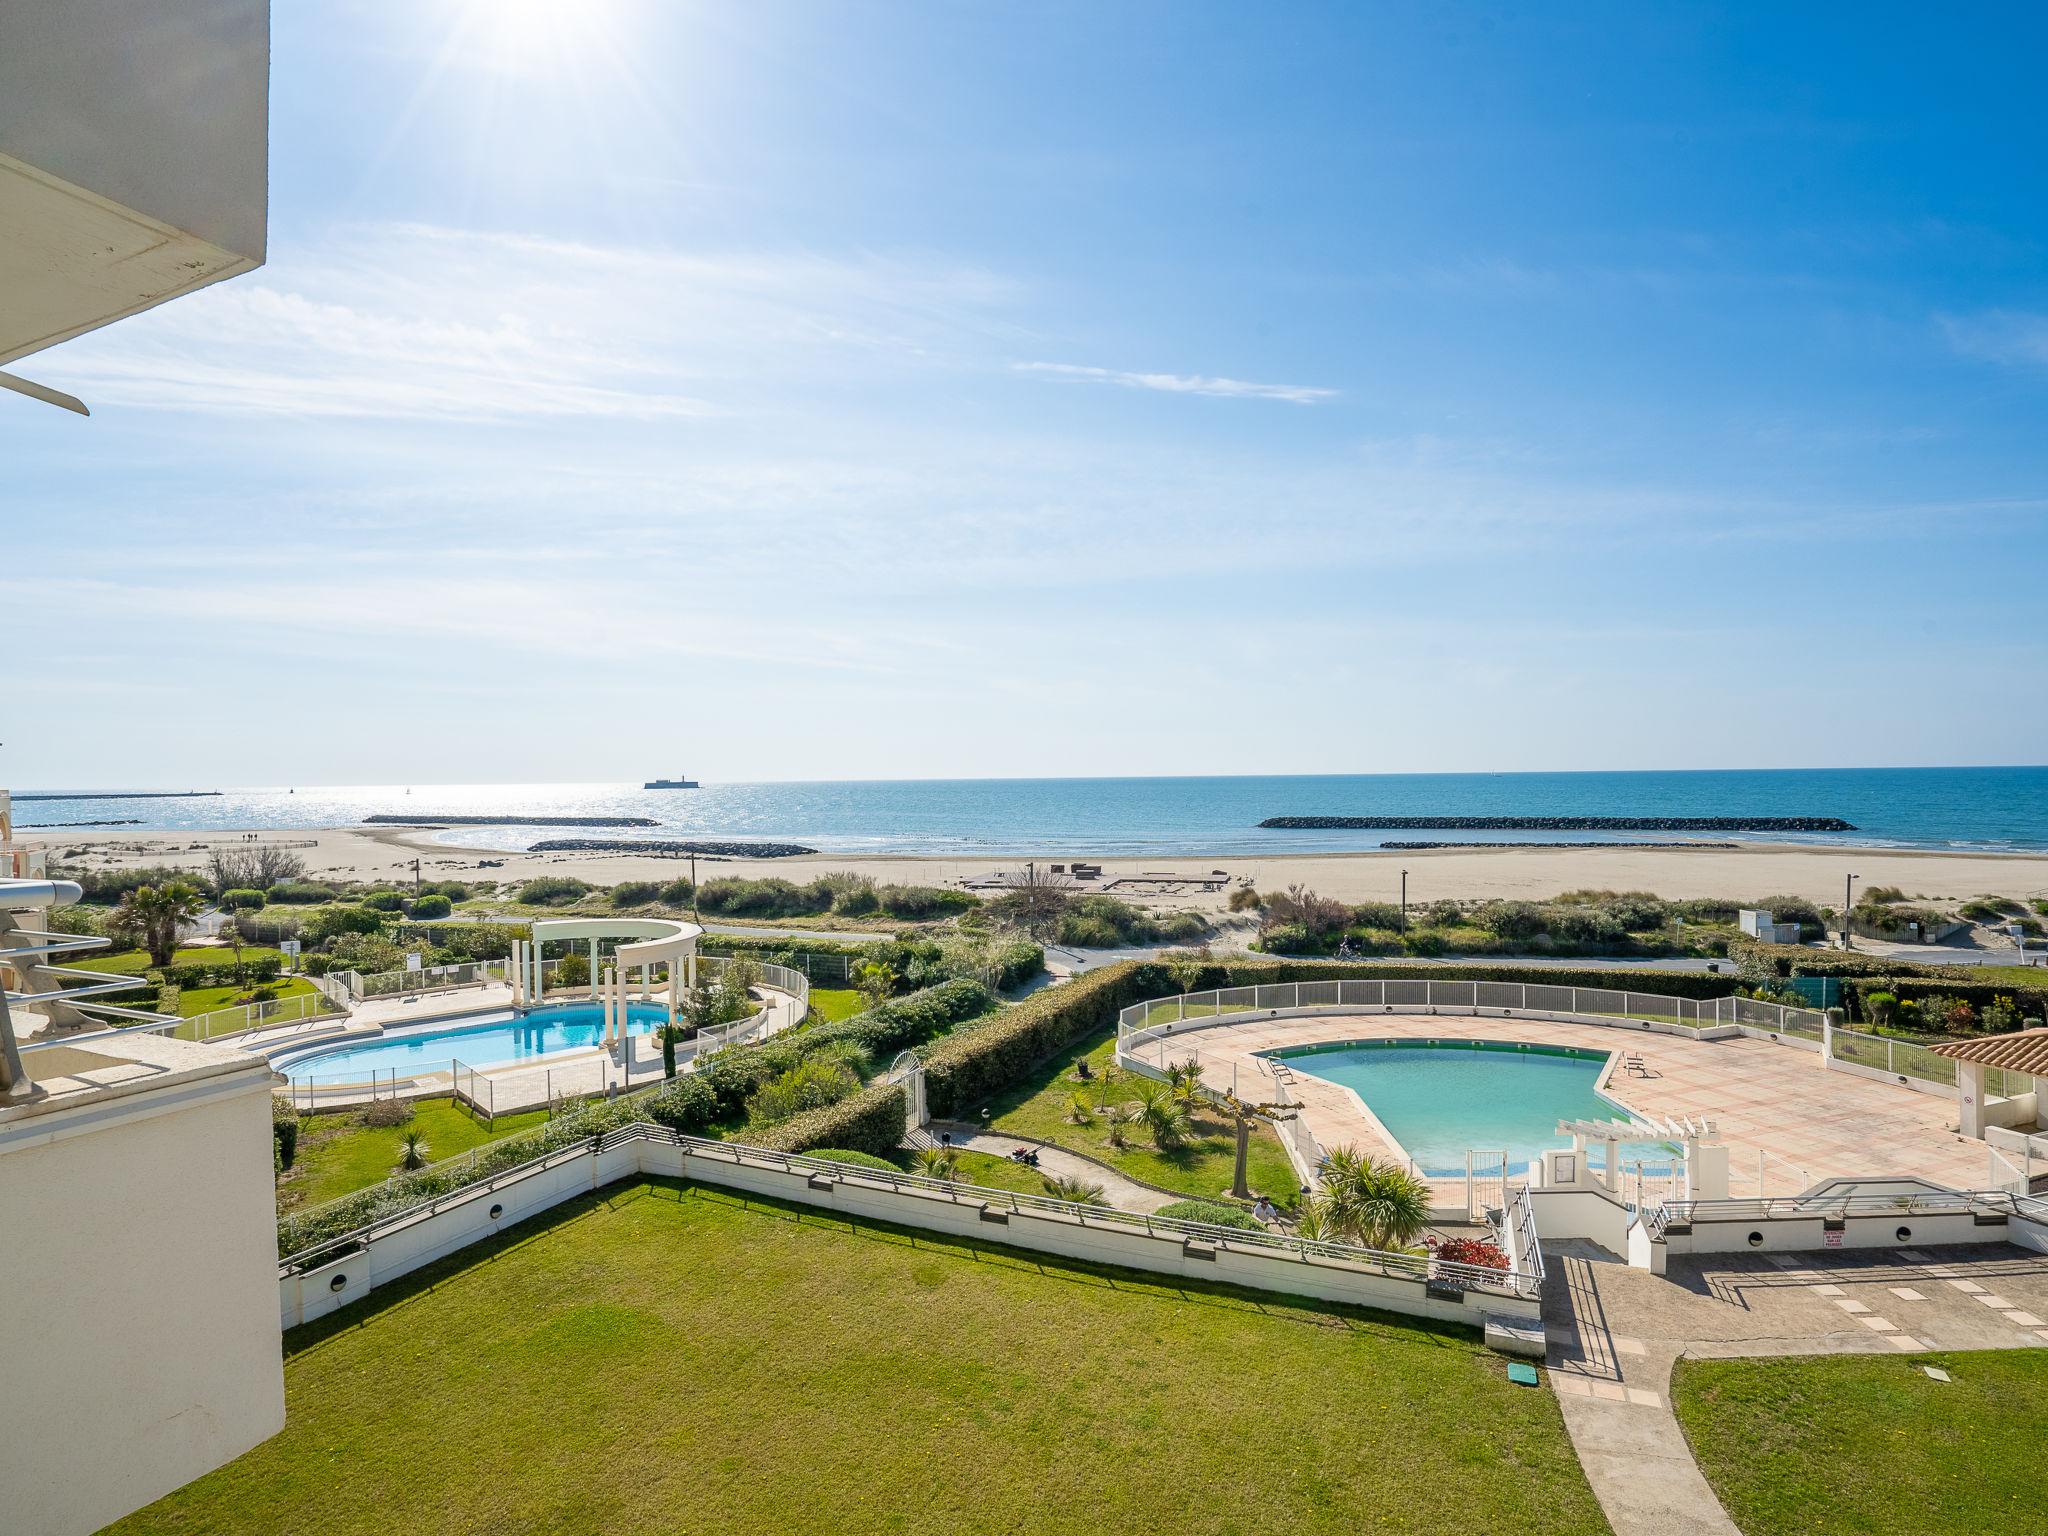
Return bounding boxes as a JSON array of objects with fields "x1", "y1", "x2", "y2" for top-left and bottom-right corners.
[{"x1": 644, "y1": 775, "x2": 700, "y2": 790}]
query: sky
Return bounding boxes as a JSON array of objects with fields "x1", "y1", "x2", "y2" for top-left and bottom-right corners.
[{"x1": 7, "y1": 0, "x2": 2047, "y2": 788}]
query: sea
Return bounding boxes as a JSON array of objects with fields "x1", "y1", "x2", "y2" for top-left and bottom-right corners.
[{"x1": 13, "y1": 767, "x2": 2048, "y2": 857}]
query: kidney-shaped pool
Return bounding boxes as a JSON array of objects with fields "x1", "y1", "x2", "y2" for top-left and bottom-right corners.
[{"x1": 275, "y1": 1002, "x2": 674, "y2": 1083}]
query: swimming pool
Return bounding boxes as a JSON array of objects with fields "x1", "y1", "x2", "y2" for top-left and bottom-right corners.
[
  {"x1": 276, "y1": 1003, "x2": 673, "y2": 1083},
  {"x1": 1268, "y1": 1039, "x2": 1676, "y2": 1176}
]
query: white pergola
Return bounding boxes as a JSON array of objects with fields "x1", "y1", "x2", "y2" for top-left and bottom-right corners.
[
  {"x1": 1555, "y1": 1113, "x2": 1726, "y2": 1200},
  {"x1": 508, "y1": 916, "x2": 703, "y2": 1045}
]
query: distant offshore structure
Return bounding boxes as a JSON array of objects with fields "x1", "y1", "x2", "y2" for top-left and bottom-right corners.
[
  {"x1": 1258, "y1": 815, "x2": 1858, "y2": 832},
  {"x1": 644, "y1": 775, "x2": 700, "y2": 790}
]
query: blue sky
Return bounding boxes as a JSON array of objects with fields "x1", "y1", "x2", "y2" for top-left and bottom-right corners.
[{"x1": 8, "y1": 1, "x2": 2046, "y2": 787}]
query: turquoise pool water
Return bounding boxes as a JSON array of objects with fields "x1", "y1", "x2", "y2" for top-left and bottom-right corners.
[
  {"x1": 277, "y1": 1003, "x2": 672, "y2": 1082},
  {"x1": 1270, "y1": 1040, "x2": 1676, "y2": 1176}
]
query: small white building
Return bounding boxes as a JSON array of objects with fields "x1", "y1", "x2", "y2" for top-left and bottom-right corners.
[{"x1": 1738, "y1": 909, "x2": 1803, "y2": 945}]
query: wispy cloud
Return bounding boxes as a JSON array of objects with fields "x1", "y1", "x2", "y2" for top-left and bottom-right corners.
[
  {"x1": 1014, "y1": 360, "x2": 1336, "y2": 404},
  {"x1": 1940, "y1": 309, "x2": 2048, "y2": 370},
  {"x1": 39, "y1": 224, "x2": 1021, "y2": 421}
]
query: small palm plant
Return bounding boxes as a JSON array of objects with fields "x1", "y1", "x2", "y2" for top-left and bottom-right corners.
[
  {"x1": 1041, "y1": 1173, "x2": 1108, "y2": 1206},
  {"x1": 1166, "y1": 1057, "x2": 1207, "y2": 1114},
  {"x1": 1063, "y1": 1088, "x2": 1096, "y2": 1126},
  {"x1": 911, "y1": 1146, "x2": 958, "y2": 1182},
  {"x1": 1317, "y1": 1144, "x2": 1432, "y2": 1250},
  {"x1": 1102, "y1": 1102, "x2": 1141, "y2": 1150},
  {"x1": 1293, "y1": 1195, "x2": 1333, "y2": 1245},
  {"x1": 398, "y1": 1129, "x2": 430, "y2": 1171},
  {"x1": 1133, "y1": 1081, "x2": 1191, "y2": 1151}
]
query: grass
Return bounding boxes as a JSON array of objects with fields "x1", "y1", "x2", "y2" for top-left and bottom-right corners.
[
  {"x1": 805, "y1": 986, "x2": 866, "y2": 1022},
  {"x1": 278, "y1": 1100, "x2": 554, "y2": 1210},
  {"x1": 885, "y1": 1146, "x2": 1055, "y2": 1197},
  {"x1": 71, "y1": 944, "x2": 289, "y2": 975},
  {"x1": 115, "y1": 1180, "x2": 1604, "y2": 1535},
  {"x1": 170, "y1": 976, "x2": 324, "y2": 1018},
  {"x1": 1672, "y1": 1349, "x2": 2048, "y2": 1535},
  {"x1": 982, "y1": 1024, "x2": 1304, "y2": 1210}
]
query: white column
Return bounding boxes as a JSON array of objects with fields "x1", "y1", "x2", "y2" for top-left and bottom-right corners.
[
  {"x1": 1603, "y1": 1136, "x2": 1620, "y2": 1193},
  {"x1": 1958, "y1": 1059, "x2": 1989, "y2": 1139},
  {"x1": 667, "y1": 961, "x2": 680, "y2": 1032},
  {"x1": 589, "y1": 938, "x2": 600, "y2": 1000}
]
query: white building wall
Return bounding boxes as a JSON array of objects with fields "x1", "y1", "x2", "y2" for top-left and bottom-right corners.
[{"x1": 0, "y1": 1068, "x2": 286, "y2": 1536}]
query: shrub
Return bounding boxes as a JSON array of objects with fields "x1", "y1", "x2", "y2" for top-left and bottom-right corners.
[
  {"x1": 875, "y1": 884, "x2": 977, "y2": 920},
  {"x1": 555, "y1": 952, "x2": 591, "y2": 988},
  {"x1": 610, "y1": 881, "x2": 663, "y2": 908},
  {"x1": 271, "y1": 1099, "x2": 299, "y2": 1169},
  {"x1": 221, "y1": 888, "x2": 267, "y2": 911},
  {"x1": 696, "y1": 878, "x2": 820, "y2": 919},
  {"x1": 659, "y1": 878, "x2": 695, "y2": 906},
  {"x1": 1475, "y1": 900, "x2": 1546, "y2": 940},
  {"x1": 1422, "y1": 899, "x2": 1464, "y2": 927},
  {"x1": 1863, "y1": 992, "x2": 1899, "y2": 1028},
  {"x1": 806, "y1": 1147, "x2": 899, "y2": 1172},
  {"x1": 1349, "y1": 901, "x2": 1407, "y2": 931},
  {"x1": 644, "y1": 1073, "x2": 718, "y2": 1134},
  {"x1": 267, "y1": 881, "x2": 337, "y2": 905},
  {"x1": 748, "y1": 1082, "x2": 906, "y2": 1157},
  {"x1": 408, "y1": 893, "x2": 453, "y2": 920},
  {"x1": 360, "y1": 891, "x2": 407, "y2": 913},
  {"x1": 1429, "y1": 1235, "x2": 1508, "y2": 1270},
  {"x1": 1155, "y1": 1199, "x2": 1260, "y2": 1230},
  {"x1": 923, "y1": 964, "x2": 1153, "y2": 1117},
  {"x1": 423, "y1": 881, "x2": 471, "y2": 902},
  {"x1": 749, "y1": 1056, "x2": 861, "y2": 1124},
  {"x1": 800, "y1": 977, "x2": 995, "y2": 1059},
  {"x1": 1400, "y1": 929, "x2": 1448, "y2": 957},
  {"x1": 519, "y1": 876, "x2": 590, "y2": 906},
  {"x1": 392, "y1": 921, "x2": 521, "y2": 960},
  {"x1": 306, "y1": 905, "x2": 385, "y2": 943},
  {"x1": 1226, "y1": 885, "x2": 1263, "y2": 912},
  {"x1": 1260, "y1": 885, "x2": 1350, "y2": 944},
  {"x1": 1863, "y1": 885, "x2": 1907, "y2": 905},
  {"x1": 1982, "y1": 996, "x2": 2023, "y2": 1034},
  {"x1": 360, "y1": 1099, "x2": 415, "y2": 1129}
]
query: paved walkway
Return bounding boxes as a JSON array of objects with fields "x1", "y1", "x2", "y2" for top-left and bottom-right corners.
[
  {"x1": 1543, "y1": 1238, "x2": 2048, "y2": 1536},
  {"x1": 927, "y1": 1121, "x2": 1176, "y2": 1213}
]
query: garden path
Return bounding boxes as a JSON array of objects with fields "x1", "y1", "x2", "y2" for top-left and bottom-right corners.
[{"x1": 927, "y1": 1120, "x2": 1177, "y2": 1214}]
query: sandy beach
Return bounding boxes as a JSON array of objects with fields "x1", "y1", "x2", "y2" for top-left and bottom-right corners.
[{"x1": 26, "y1": 823, "x2": 2048, "y2": 913}]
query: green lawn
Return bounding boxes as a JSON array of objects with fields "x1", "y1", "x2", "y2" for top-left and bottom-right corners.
[
  {"x1": 806, "y1": 986, "x2": 865, "y2": 1021},
  {"x1": 116, "y1": 1181, "x2": 1603, "y2": 1536},
  {"x1": 278, "y1": 1100, "x2": 554, "y2": 1211},
  {"x1": 72, "y1": 944, "x2": 289, "y2": 975},
  {"x1": 982, "y1": 1025, "x2": 1304, "y2": 1210},
  {"x1": 171, "y1": 976, "x2": 324, "y2": 1018},
  {"x1": 1673, "y1": 1350, "x2": 2047, "y2": 1535}
]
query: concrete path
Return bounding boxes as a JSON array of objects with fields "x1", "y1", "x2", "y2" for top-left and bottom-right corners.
[
  {"x1": 1542, "y1": 1238, "x2": 2048, "y2": 1536},
  {"x1": 927, "y1": 1121, "x2": 1175, "y2": 1213}
]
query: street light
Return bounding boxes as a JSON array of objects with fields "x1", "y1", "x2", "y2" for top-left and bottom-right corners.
[
  {"x1": 1400, "y1": 869, "x2": 1409, "y2": 925},
  {"x1": 1842, "y1": 873, "x2": 1858, "y2": 950}
]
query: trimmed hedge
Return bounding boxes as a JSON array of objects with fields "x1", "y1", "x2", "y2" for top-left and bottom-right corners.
[
  {"x1": 1156, "y1": 1198, "x2": 1260, "y2": 1229},
  {"x1": 163, "y1": 956, "x2": 283, "y2": 987},
  {"x1": 807, "y1": 1148, "x2": 900, "y2": 1171},
  {"x1": 749, "y1": 1083, "x2": 907, "y2": 1157},
  {"x1": 409, "y1": 893, "x2": 454, "y2": 920},
  {"x1": 801, "y1": 978, "x2": 995, "y2": 1058},
  {"x1": 1730, "y1": 936, "x2": 2048, "y2": 1027}
]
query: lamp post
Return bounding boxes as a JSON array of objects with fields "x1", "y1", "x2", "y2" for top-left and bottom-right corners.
[
  {"x1": 1842, "y1": 873, "x2": 1858, "y2": 950},
  {"x1": 1400, "y1": 869, "x2": 1409, "y2": 926}
]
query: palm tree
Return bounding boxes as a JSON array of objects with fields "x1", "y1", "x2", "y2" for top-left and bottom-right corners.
[
  {"x1": 1041, "y1": 1173, "x2": 1107, "y2": 1206},
  {"x1": 1062, "y1": 1088, "x2": 1095, "y2": 1125},
  {"x1": 1316, "y1": 1144, "x2": 1433, "y2": 1250},
  {"x1": 852, "y1": 959, "x2": 898, "y2": 1010},
  {"x1": 1102, "y1": 1101, "x2": 1141, "y2": 1150},
  {"x1": 911, "y1": 1146, "x2": 957, "y2": 1181},
  {"x1": 1133, "y1": 1081, "x2": 1191, "y2": 1151},
  {"x1": 111, "y1": 882, "x2": 203, "y2": 969},
  {"x1": 1165, "y1": 1057, "x2": 1207, "y2": 1114}
]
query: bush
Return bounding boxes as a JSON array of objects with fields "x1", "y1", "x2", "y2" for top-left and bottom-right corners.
[
  {"x1": 408, "y1": 893, "x2": 453, "y2": 920},
  {"x1": 361, "y1": 891, "x2": 407, "y2": 913},
  {"x1": 267, "y1": 881, "x2": 337, "y2": 905},
  {"x1": 555, "y1": 952, "x2": 591, "y2": 988},
  {"x1": 1155, "y1": 1198, "x2": 1261, "y2": 1230},
  {"x1": 696, "y1": 878, "x2": 819, "y2": 919},
  {"x1": 1960, "y1": 896, "x2": 2024, "y2": 922},
  {"x1": 1056, "y1": 894, "x2": 1208, "y2": 949},
  {"x1": 644, "y1": 1073, "x2": 719, "y2": 1134},
  {"x1": 60, "y1": 864, "x2": 194, "y2": 905},
  {"x1": 1259, "y1": 885, "x2": 1349, "y2": 945},
  {"x1": 220, "y1": 888, "x2": 267, "y2": 911},
  {"x1": 271, "y1": 1099, "x2": 299, "y2": 1169},
  {"x1": 392, "y1": 921, "x2": 522, "y2": 961},
  {"x1": 1226, "y1": 886, "x2": 1263, "y2": 912},
  {"x1": 801, "y1": 977, "x2": 995, "y2": 1058},
  {"x1": 806, "y1": 1148, "x2": 899, "y2": 1172},
  {"x1": 306, "y1": 905, "x2": 385, "y2": 943},
  {"x1": 610, "y1": 881, "x2": 663, "y2": 908},
  {"x1": 1863, "y1": 885, "x2": 1907, "y2": 905},
  {"x1": 360, "y1": 1099, "x2": 415, "y2": 1129},
  {"x1": 749, "y1": 1056, "x2": 861, "y2": 1124},
  {"x1": 659, "y1": 878, "x2": 695, "y2": 906},
  {"x1": 875, "y1": 884, "x2": 977, "y2": 920},
  {"x1": 1475, "y1": 900, "x2": 1546, "y2": 940},
  {"x1": 748, "y1": 1082, "x2": 907, "y2": 1157},
  {"x1": 1349, "y1": 901, "x2": 1407, "y2": 932},
  {"x1": 518, "y1": 876, "x2": 591, "y2": 906},
  {"x1": 1429, "y1": 1235, "x2": 1508, "y2": 1269}
]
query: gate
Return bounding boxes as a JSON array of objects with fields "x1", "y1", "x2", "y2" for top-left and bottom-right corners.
[
  {"x1": 1465, "y1": 1149, "x2": 1509, "y2": 1222},
  {"x1": 885, "y1": 1050, "x2": 926, "y2": 1135}
]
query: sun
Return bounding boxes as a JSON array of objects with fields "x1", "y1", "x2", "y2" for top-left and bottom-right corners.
[{"x1": 455, "y1": 0, "x2": 629, "y2": 81}]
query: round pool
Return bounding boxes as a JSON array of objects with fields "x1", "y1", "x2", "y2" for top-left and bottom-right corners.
[{"x1": 276, "y1": 1002, "x2": 674, "y2": 1084}]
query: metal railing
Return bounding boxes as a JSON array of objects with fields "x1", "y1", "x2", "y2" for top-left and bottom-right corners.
[
  {"x1": 344, "y1": 958, "x2": 510, "y2": 1002},
  {"x1": 279, "y1": 1121, "x2": 1545, "y2": 1299},
  {"x1": 1651, "y1": 1186, "x2": 2048, "y2": 1237},
  {"x1": 1116, "y1": 980, "x2": 1829, "y2": 1044},
  {"x1": 177, "y1": 989, "x2": 346, "y2": 1042}
]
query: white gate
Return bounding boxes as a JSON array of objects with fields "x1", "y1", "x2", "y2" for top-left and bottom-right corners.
[
  {"x1": 885, "y1": 1050, "x2": 926, "y2": 1134},
  {"x1": 1465, "y1": 1149, "x2": 1510, "y2": 1222}
]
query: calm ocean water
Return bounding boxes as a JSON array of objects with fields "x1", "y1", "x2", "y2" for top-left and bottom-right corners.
[{"x1": 15, "y1": 768, "x2": 2048, "y2": 856}]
